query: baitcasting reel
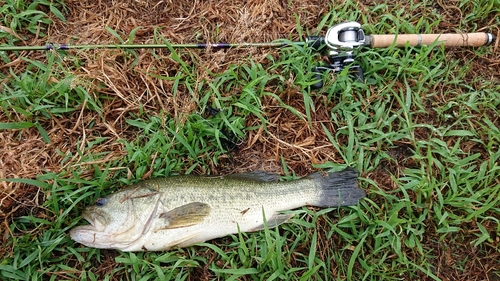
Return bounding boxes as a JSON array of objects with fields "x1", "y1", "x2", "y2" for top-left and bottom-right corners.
[{"x1": 306, "y1": 22, "x2": 366, "y2": 88}]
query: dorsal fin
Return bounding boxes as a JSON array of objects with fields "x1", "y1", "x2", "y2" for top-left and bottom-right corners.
[{"x1": 225, "y1": 171, "x2": 281, "y2": 182}]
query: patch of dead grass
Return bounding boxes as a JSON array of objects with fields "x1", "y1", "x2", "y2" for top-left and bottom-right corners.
[{"x1": 1, "y1": 0, "x2": 499, "y2": 279}]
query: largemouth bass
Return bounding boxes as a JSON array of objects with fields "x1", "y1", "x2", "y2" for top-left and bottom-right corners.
[{"x1": 70, "y1": 168, "x2": 365, "y2": 251}]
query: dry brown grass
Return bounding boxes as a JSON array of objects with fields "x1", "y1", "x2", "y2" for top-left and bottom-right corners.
[{"x1": 1, "y1": 0, "x2": 499, "y2": 280}]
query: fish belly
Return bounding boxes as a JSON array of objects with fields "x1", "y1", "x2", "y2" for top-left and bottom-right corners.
[{"x1": 128, "y1": 199, "x2": 305, "y2": 251}]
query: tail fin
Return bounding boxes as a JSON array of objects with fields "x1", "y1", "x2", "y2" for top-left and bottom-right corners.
[{"x1": 308, "y1": 167, "x2": 365, "y2": 207}]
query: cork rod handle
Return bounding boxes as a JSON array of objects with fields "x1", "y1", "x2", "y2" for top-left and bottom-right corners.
[{"x1": 367, "y1": 33, "x2": 495, "y2": 48}]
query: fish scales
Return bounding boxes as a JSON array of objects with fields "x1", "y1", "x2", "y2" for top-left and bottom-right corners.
[
  {"x1": 70, "y1": 168, "x2": 365, "y2": 251},
  {"x1": 152, "y1": 175, "x2": 314, "y2": 205}
]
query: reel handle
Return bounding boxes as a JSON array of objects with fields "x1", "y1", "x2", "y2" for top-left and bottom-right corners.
[
  {"x1": 366, "y1": 33, "x2": 495, "y2": 48},
  {"x1": 310, "y1": 64, "x2": 364, "y2": 90}
]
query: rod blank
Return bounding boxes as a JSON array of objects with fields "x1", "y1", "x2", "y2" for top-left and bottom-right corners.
[{"x1": 0, "y1": 41, "x2": 305, "y2": 52}]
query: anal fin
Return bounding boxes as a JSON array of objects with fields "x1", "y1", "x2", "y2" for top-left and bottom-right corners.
[
  {"x1": 169, "y1": 231, "x2": 204, "y2": 248},
  {"x1": 249, "y1": 214, "x2": 294, "y2": 232}
]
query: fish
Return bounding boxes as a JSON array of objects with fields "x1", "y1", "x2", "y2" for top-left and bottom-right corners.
[{"x1": 70, "y1": 168, "x2": 365, "y2": 251}]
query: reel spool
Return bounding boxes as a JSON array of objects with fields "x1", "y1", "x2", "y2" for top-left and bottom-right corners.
[{"x1": 307, "y1": 22, "x2": 367, "y2": 88}]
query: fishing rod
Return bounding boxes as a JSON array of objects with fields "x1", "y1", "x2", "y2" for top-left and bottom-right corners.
[
  {"x1": 0, "y1": 21, "x2": 493, "y2": 51},
  {"x1": 1, "y1": 22, "x2": 495, "y2": 85}
]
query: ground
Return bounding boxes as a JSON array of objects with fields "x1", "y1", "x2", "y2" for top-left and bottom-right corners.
[{"x1": 1, "y1": 0, "x2": 499, "y2": 280}]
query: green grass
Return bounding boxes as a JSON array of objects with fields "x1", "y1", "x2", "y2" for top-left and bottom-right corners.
[
  {"x1": 0, "y1": 0, "x2": 66, "y2": 41},
  {"x1": 1, "y1": 0, "x2": 500, "y2": 280}
]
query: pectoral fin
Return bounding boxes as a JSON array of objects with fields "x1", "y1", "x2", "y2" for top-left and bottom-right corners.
[{"x1": 159, "y1": 202, "x2": 210, "y2": 229}]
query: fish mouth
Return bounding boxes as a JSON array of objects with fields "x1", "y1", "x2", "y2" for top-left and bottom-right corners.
[
  {"x1": 81, "y1": 209, "x2": 107, "y2": 232},
  {"x1": 70, "y1": 209, "x2": 140, "y2": 249},
  {"x1": 70, "y1": 214, "x2": 121, "y2": 248},
  {"x1": 70, "y1": 224, "x2": 117, "y2": 248},
  {"x1": 69, "y1": 210, "x2": 112, "y2": 247},
  {"x1": 71, "y1": 195, "x2": 162, "y2": 250}
]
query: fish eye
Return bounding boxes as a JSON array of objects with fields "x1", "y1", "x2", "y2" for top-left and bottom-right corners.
[{"x1": 95, "y1": 198, "x2": 108, "y2": 207}]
